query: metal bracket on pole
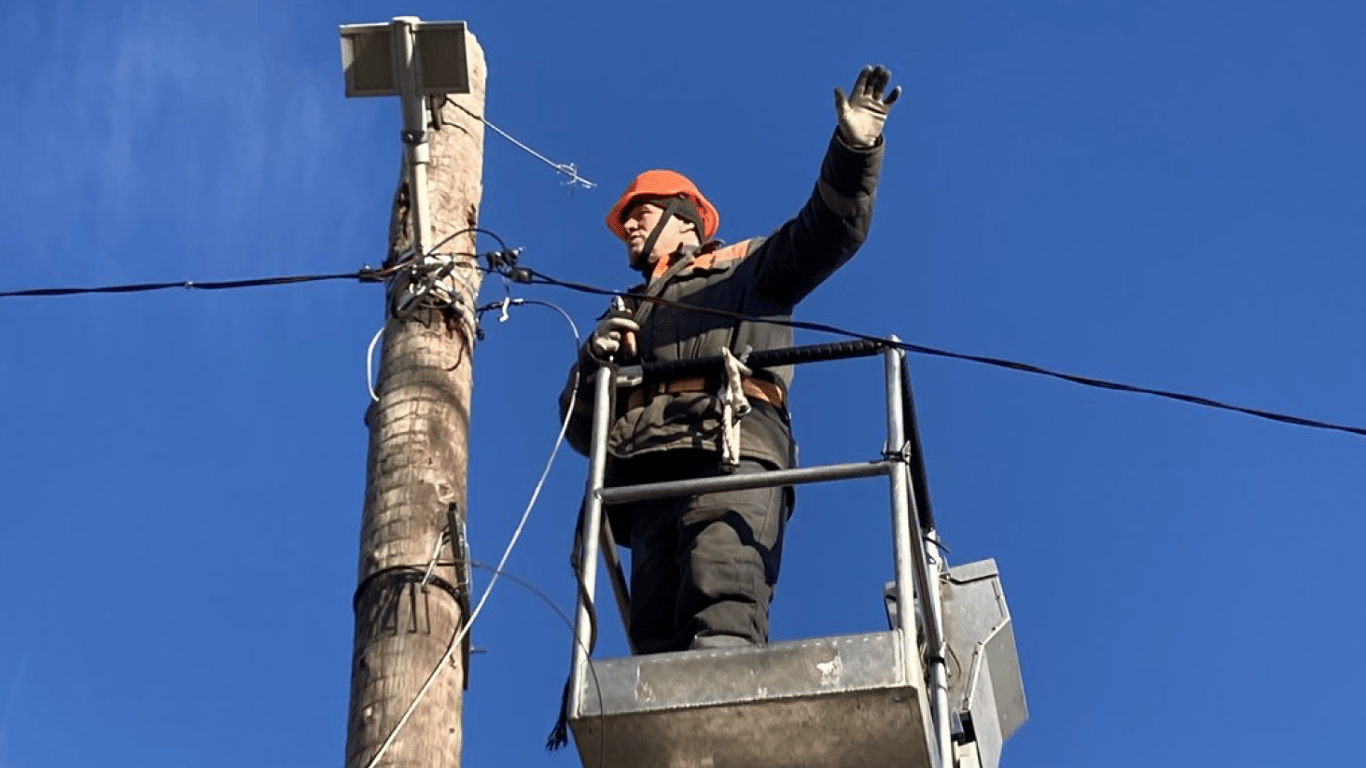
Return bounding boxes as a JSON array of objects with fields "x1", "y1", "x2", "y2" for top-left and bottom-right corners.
[
  {"x1": 392, "y1": 16, "x2": 433, "y2": 261},
  {"x1": 445, "y1": 503, "x2": 474, "y2": 688},
  {"x1": 388, "y1": 16, "x2": 445, "y2": 322}
]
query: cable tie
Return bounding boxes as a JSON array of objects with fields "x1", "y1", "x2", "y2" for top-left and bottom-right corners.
[{"x1": 499, "y1": 296, "x2": 511, "y2": 323}]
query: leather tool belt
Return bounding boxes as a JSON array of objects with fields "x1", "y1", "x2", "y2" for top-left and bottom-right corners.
[{"x1": 625, "y1": 376, "x2": 786, "y2": 411}]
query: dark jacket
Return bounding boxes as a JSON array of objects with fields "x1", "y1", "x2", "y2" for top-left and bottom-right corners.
[{"x1": 559, "y1": 131, "x2": 884, "y2": 523}]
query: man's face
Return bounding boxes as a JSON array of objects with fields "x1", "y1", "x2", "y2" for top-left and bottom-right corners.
[{"x1": 622, "y1": 201, "x2": 697, "y2": 266}]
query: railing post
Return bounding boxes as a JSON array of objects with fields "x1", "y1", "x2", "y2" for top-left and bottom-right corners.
[
  {"x1": 568, "y1": 365, "x2": 615, "y2": 718},
  {"x1": 883, "y1": 339, "x2": 952, "y2": 768}
]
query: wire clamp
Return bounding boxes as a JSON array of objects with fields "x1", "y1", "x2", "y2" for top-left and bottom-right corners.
[
  {"x1": 389, "y1": 252, "x2": 474, "y2": 320},
  {"x1": 882, "y1": 441, "x2": 913, "y2": 463},
  {"x1": 482, "y1": 247, "x2": 532, "y2": 284}
]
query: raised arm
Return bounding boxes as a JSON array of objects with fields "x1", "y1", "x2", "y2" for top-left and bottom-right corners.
[{"x1": 750, "y1": 65, "x2": 901, "y2": 306}]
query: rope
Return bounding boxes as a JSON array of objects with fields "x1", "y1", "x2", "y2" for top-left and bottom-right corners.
[{"x1": 719, "y1": 347, "x2": 752, "y2": 468}]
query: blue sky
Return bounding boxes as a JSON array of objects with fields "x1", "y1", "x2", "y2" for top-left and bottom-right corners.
[{"x1": 3, "y1": 1, "x2": 1365, "y2": 766}]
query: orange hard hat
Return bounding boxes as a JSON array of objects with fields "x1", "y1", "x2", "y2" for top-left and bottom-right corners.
[{"x1": 605, "y1": 169, "x2": 719, "y2": 242}]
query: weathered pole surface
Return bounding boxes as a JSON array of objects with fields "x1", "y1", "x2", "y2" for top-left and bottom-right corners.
[{"x1": 344, "y1": 28, "x2": 487, "y2": 768}]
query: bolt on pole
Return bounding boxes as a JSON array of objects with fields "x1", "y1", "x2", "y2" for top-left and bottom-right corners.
[{"x1": 338, "y1": 16, "x2": 487, "y2": 768}]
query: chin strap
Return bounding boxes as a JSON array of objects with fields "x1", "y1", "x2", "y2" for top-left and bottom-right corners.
[{"x1": 633, "y1": 197, "x2": 685, "y2": 272}]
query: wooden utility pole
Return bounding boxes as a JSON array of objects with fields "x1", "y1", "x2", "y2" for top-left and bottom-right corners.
[{"x1": 342, "y1": 18, "x2": 486, "y2": 768}]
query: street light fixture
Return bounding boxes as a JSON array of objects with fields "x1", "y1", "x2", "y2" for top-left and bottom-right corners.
[
  {"x1": 338, "y1": 16, "x2": 472, "y2": 266},
  {"x1": 339, "y1": 19, "x2": 469, "y2": 98}
]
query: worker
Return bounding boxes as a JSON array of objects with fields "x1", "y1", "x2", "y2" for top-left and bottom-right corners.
[{"x1": 560, "y1": 65, "x2": 899, "y2": 654}]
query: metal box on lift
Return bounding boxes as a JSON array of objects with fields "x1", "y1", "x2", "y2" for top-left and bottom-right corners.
[
  {"x1": 571, "y1": 630, "x2": 935, "y2": 768},
  {"x1": 887, "y1": 559, "x2": 1027, "y2": 768},
  {"x1": 941, "y1": 560, "x2": 1026, "y2": 768}
]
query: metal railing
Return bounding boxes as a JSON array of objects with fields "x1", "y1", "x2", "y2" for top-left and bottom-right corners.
[{"x1": 568, "y1": 336, "x2": 952, "y2": 768}]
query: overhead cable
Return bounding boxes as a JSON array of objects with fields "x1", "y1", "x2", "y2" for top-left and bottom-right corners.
[
  {"x1": 0, "y1": 254, "x2": 505, "y2": 302},
  {"x1": 6, "y1": 258, "x2": 1365, "y2": 440},
  {"x1": 518, "y1": 267, "x2": 1366, "y2": 440},
  {"x1": 445, "y1": 99, "x2": 596, "y2": 189},
  {"x1": 0, "y1": 269, "x2": 382, "y2": 298}
]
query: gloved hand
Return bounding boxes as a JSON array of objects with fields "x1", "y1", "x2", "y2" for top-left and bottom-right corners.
[
  {"x1": 588, "y1": 312, "x2": 639, "y2": 362},
  {"x1": 834, "y1": 65, "x2": 901, "y2": 148}
]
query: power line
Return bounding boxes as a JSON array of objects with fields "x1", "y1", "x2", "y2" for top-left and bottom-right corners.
[
  {"x1": 5, "y1": 260, "x2": 1365, "y2": 440},
  {"x1": 518, "y1": 267, "x2": 1366, "y2": 440},
  {"x1": 0, "y1": 251, "x2": 500, "y2": 301},
  {"x1": 0, "y1": 269, "x2": 383, "y2": 299}
]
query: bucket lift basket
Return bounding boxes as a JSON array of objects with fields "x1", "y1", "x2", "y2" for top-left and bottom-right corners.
[{"x1": 565, "y1": 338, "x2": 1025, "y2": 768}]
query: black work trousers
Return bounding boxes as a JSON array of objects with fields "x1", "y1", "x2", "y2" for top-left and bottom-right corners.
[{"x1": 612, "y1": 450, "x2": 792, "y2": 654}]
